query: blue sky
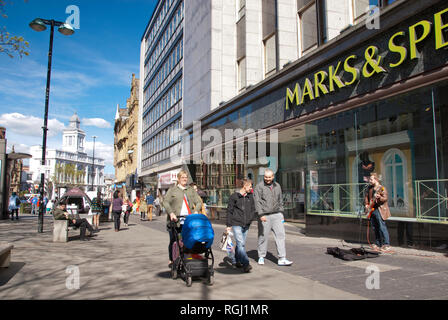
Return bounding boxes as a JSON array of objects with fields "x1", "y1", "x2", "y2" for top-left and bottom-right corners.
[{"x1": 0, "y1": 0, "x2": 158, "y2": 174}]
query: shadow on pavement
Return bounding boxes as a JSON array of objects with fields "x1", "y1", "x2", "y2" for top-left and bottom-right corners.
[
  {"x1": 0, "y1": 262, "x2": 26, "y2": 286},
  {"x1": 247, "y1": 250, "x2": 277, "y2": 264}
]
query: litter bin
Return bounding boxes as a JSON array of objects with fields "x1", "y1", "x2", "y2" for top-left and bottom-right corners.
[{"x1": 100, "y1": 201, "x2": 110, "y2": 222}]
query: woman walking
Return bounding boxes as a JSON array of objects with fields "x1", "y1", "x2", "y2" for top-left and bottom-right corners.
[
  {"x1": 112, "y1": 190, "x2": 123, "y2": 232},
  {"x1": 123, "y1": 198, "x2": 133, "y2": 227}
]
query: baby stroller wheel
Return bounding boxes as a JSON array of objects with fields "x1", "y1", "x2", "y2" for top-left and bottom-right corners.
[
  {"x1": 186, "y1": 275, "x2": 192, "y2": 287},
  {"x1": 171, "y1": 266, "x2": 178, "y2": 280}
]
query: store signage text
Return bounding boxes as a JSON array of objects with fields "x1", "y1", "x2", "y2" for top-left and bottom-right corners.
[{"x1": 285, "y1": 7, "x2": 448, "y2": 110}]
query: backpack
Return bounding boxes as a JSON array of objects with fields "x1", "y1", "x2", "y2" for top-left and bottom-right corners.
[
  {"x1": 15, "y1": 197, "x2": 21, "y2": 207},
  {"x1": 326, "y1": 247, "x2": 380, "y2": 261}
]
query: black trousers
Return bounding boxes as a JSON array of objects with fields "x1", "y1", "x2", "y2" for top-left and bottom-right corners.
[
  {"x1": 124, "y1": 212, "x2": 130, "y2": 224},
  {"x1": 10, "y1": 209, "x2": 18, "y2": 220},
  {"x1": 69, "y1": 218, "x2": 94, "y2": 240},
  {"x1": 113, "y1": 211, "x2": 121, "y2": 230}
]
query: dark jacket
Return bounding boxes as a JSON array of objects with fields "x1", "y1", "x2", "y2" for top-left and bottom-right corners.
[
  {"x1": 226, "y1": 192, "x2": 256, "y2": 227},
  {"x1": 112, "y1": 198, "x2": 123, "y2": 212}
]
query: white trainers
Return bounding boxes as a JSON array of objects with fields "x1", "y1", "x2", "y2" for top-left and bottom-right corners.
[
  {"x1": 258, "y1": 257, "x2": 265, "y2": 265},
  {"x1": 278, "y1": 258, "x2": 293, "y2": 266}
]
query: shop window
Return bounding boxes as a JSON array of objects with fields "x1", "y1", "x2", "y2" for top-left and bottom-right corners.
[{"x1": 382, "y1": 148, "x2": 407, "y2": 213}]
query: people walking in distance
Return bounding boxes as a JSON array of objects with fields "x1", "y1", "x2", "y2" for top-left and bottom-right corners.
[
  {"x1": 162, "y1": 170, "x2": 202, "y2": 267},
  {"x1": 140, "y1": 197, "x2": 148, "y2": 221},
  {"x1": 146, "y1": 191, "x2": 154, "y2": 221},
  {"x1": 226, "y1": 179, "x2": 256, "y2": 273},
  {"x1": 112, "y1": 190, "x2": 123, "y2": 232},
  {"x1": 123, "y1": 198, "x2": 132, "y2": 227},
  {"x1": 31, "y1": 195, "x2": 38, "y2": 215},
  {"x1": 254, "y1": 169, "x2": 293, "y2": 266},
  {"x1": 365, "y1": 172, "x2": 393, "y2": 253},
  {"x1": 91, "y1": 191, "x2": 103, "y2": 231},
  {"x1": 53, "y1": 200, "x2": 98, "y2": 241},
  {"x1": 191, "y1": 183, "x2": 207, "y2": 216},
  {"x1": 153, "y1": 194, "x2": 161, "y2": 216},
  {"x1": 8, "y1": 192, "x2": 21, "y2": 220}
]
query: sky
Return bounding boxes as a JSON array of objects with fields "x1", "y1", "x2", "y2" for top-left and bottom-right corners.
[{"x1": 0, "y1": 0, "x2": 158, "y2": 175}]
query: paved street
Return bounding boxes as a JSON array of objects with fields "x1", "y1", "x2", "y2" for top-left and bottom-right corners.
[{"x1": 1, "y1": 213, "x2": 448, "y2": 300}]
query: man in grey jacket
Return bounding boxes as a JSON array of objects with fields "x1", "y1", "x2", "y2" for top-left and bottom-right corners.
[{"x1": 254, "y1": 169, "x2": 293, "y2": 266}]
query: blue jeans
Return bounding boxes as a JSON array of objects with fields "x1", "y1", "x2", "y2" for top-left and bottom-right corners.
[
  {"x1": 370, "y1": 209, "x2": 390, "y2": 247},
  {"x1": 230, "y1": 226, "x2": 250, "y2": 267}
]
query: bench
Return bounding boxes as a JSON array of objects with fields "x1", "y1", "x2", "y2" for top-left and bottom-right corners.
[
  {"x1": 0, "y1": 242, "x2": 14, "y2": 268},
  {"x1": 53, "y1": 219, "x2": 78, "y2": 242}
]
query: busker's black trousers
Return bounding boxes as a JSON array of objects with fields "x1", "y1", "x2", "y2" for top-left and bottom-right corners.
[{"x1": 69, "y1": 218, "x2": 94, "y2": 240}]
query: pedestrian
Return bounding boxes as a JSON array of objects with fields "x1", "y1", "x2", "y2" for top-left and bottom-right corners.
[
  {"x1": 123, "y1": 197, "x2": 132, "y2": 227},
  {"x1": 112, "y1": 190, "x2": 123, "y2": 232},
  {"x1": 8, "y1": 192, "x2": 21, "y2": 220},
  {"x1": 191, "y1": 183, "x2": 207, "y2": 216},
  {"x1": 364, "y1": 172, "x2": 393, "y2": 253},
  {"x1": 254, "y1": 169, "x2": 293, "y2": 266},
  {"x1": 162, "y1": 170, "x2": 203, "y2": 268},
  {"x1": 31, "y1": 195, "x2": 38, "y2": 215},
  {"x1": 140, "y1": 197, "x2": 148, "y2": 221},
  {"x1": 53, "y1": 200, "x2": 98, "y2": 241},
  {"x1": 226, "y1": 179, "x2": 256, "y2": 273},
  {"x1": 91, "y1": 191, "x2": 103, "y2": 231},
  {"x1": 146, "y1": 192, "x2": 154, "y2": 221}
]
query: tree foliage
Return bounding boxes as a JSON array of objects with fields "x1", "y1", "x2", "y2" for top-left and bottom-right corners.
[{"x1": 0, "y1": 0, "x2": 30, "y2": 58}]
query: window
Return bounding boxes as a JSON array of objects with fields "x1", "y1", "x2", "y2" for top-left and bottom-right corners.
[
  {"x1": 382, "y1": 149, "x2": 407, "y2": 212},
  {"x1": 262, "y1": 0, "x2": 276, "y2": 76},
  {"x1": 238, "y1": 57, "x2": 247, "y2": 90},
  {"x1": 298, "y1": 0, "x2": 318, "y2": 53},
  {"x1": 264, "y1": 35, "x2": 276, "y2": 76}
]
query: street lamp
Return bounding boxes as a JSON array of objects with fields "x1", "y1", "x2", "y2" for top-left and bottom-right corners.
[
  {"x1": 30, "y1": 18, "x2": 74, "y2": 233},
  {"x1": 91, "y1": 136, "x2": 97, "y2": 192}
]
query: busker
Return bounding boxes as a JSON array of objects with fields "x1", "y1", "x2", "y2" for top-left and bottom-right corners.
[
  {"x1": 254, "y1": 169, "x2": 293, "y2": 266},
  {"x1": 53, "y1": 200, "x2": 98, "y2": 241},
  {"x1": 162, "y1": 170, "x2": 202, "y2": 268},
  {"x1": 226, "y1": 179, "x2": 256, "y2": 273},
  {"x1": 365, "y1": 173, "x2": 393, "y2": 253}
]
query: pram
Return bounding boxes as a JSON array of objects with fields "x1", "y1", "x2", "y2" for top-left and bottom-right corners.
[{"x1": 170, "y1": 214, "x2": 215, "y2": 287}]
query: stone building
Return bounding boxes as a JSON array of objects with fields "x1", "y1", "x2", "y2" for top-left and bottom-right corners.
[{"x1": 114, "y1": 74, "x2": 140, "y2": 199}]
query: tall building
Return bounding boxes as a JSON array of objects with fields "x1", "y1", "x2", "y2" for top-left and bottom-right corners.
[
  {"x1": 138, "y1": 0, "x2": 372, "y2": 193},
  {"x1": 29, "y1": 113, "x2": 105, "y2": 197},
  {"x1": 113, "y1": 74, "x2": 140, "y2": 199},
  {"x1": 139, "y1": 0, "x2": 184, "y2": 194},
  {"x1": 140, "y1": 0, "x2": 448, "y2": 247}
]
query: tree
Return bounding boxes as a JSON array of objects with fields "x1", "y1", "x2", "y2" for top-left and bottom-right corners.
[{"x1": 0, "y1": 0, "x2": 30, "y2": 58}]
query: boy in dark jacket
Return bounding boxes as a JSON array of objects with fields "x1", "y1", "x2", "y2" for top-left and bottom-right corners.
[{"x1": 226, "y1": 179, "x2": 256, "y2": 273}]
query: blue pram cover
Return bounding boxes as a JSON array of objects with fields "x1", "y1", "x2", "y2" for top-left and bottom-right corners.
[{"x1": 181, "y1": 214, "x2": 214, "y2": 250}]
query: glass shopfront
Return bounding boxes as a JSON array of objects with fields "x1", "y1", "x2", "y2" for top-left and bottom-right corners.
[{"x1": 297, "y1": 80, "x2": 448, "y2": 223}]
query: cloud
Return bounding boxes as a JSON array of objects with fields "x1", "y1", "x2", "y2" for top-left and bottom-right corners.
[
  {"x1": 82, "y1": 118, "x2": 112, "y2": 129},
  {"x1": 0, "y1": 113, "x2": 65, "y2": 137},
  {"x1": 84, "y1": 140, "x2": 114, "y2": 166}
]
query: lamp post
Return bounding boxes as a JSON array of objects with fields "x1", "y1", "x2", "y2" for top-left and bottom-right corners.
[
  {"x1": 29, "y1": 18, "x2": 74, "y2": 233},
  {"x1": 91, "y1": 136, "x2": 97, "y2": 192}
]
